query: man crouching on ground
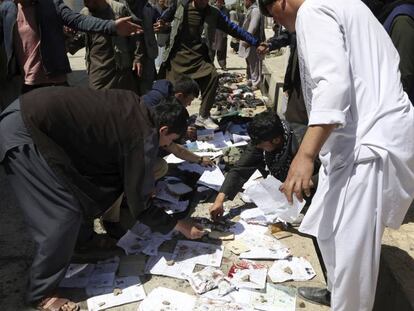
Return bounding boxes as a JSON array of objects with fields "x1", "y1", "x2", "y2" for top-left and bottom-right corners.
[{"x1": 0, "y1": 87, "x2": 204, "y2": 310}]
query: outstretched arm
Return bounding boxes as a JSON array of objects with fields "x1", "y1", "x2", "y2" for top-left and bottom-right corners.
[
  {"x1": 216, "y1": 9, "x2": 259, "y2": 46},
  {"x1": 54, "y1": 0, "x2": 142, "y2": 36}
]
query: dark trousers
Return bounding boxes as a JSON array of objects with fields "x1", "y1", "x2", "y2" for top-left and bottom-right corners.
[
  {"x1": 2, "y1": 144, "x2": 82, "y2": 303},
  {"x1": 195, "y1": 69, "x2": 219, "y2": 118},
  {"x1": 214, "y1": 48, "x2": 227, "y2": 69}
]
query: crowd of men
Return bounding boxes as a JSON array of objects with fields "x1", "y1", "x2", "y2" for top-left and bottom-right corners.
[{"x1": 0, "y1": 0, "x2": 414, "y2": 310}]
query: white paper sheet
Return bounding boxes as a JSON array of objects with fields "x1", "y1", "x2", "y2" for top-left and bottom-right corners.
[
  {"x1": 244, "y1": 175, "x2": 305, "y2": 223},
  {"x1": 87, "y1": 272, "x2": 116, "y2": 289},
  {"x1": 198, "y1": 165, "x2": 225, "y2": 191},
  {"x1": 193, "y1": 298, "x2": 254, "y2": 311},
  {"x1": 231, "y1": 268, "x2": 268, "y2": 290},
  {"x1": 145, "y1": 252, "x2": 195, "y2": 280},
  {"x1": 268, "y1": 257, "x2": 316, "y2": 283},
  {"x1": 117, "y1": 222, "x2": 174, "y2": 256},
  {"x1": 184, "y1": 132, "x2": 244, "y2": 151},
  {"x1": 242, "y1": 170, "x2": 263, "y2": 190},
  {"x1": 138, "y1": 287, "x2": 196, "y2": 311},
  {"x1": 239, "y1": 247, "x2": 291, "y2": 260},
  {"x1": 87, "y1": 276, "x2": 146, "y2": 311},
  {"x1": 230, "y1": 283, "x2": 296, "y2": 311},
  {"x1": 240, "y1": 207, "x2": 275, "y2": 225},
  {"x1": 232, "y1": 133, "x2": 251, "y2": 143},
  {"x1": 187, "y1": 266, "x2": 227, "y2": 294},
  {"x1": 172, "y1": 240, "x2": 224, "y2": 267}
]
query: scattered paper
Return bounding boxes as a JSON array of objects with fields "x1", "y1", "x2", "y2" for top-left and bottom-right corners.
[
  {"x1": 87, "y1": 276, "x2": 146, "y2": 311},
  {"x1": 145, "y1": 252, "x2": 196, "y2": 280},
  {"x1": 240, "y1": 207, "x2": 274, "y2": 225},
  {"x1": 198, "y1": 165, "x2": 225, "y2": 191},
  {"x1": 242, "y1": 170, "x2": 263, "y2": 190},
  {"x1": 138, "y1": 287, "x2": 196, "y2": 311},
  {"x1": 268, "y1": 257, "x2": 316, "y2": 283},
  {"x1": 228, "y1": 261, "x2": 268, "y2": 290},
  {"x1": 226, "y1": 239, "x2": 251, "y2": 255},
  {"x1": 232, "y1": 133, "x2": 251, "y2": 144},
  {"x1": 172, "y1": 240, "x2": 224, "y2": 267},
  {"x1": 187, "y1": 266, "x2": 227, "y2": 294},
  {"x1": 117, "y1": 222, "x2": 174, "y2": 256},
  {"x1": 87, "y1": 272, "x2": 116, "y2": 290},
  {"x1": 244, "y1": 175, "x2": 305, "y2": 223},
  {"x1": 231, "y1": 283, "x2": 296, "y2": 311},
  {"x1": 239, "y1": 247, "x2": 291, "y2": 260},
  {"x1": 197, "y1": 129, "x2": 215, "y2": 141},
  {"x1": 194, "y1": 298, "x2": 254, "y2": 311}
]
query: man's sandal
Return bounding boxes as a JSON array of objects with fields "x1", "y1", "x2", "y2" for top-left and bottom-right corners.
[{"x1": 36, "y1": 297, "x2": 79, "y2": 311}]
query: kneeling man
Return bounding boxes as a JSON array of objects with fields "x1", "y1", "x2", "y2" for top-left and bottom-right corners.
[{"x1": 0, "y1": 87, "x2": 204, "y2": 310}]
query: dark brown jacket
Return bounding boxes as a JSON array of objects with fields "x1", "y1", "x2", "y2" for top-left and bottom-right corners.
[{"x1": 20, "y1": 86, "x2": 176, "y2": 233}]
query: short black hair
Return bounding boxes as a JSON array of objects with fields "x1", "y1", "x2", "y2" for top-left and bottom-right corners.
[
  {"x1": 173, "y1": 76, "x2": 200, "y2": 98},
  {"x1": 154, "y1": 97, "x2": 189, "y2": 137},
  {"x1": 258, "y1": 0, "x2": 274, "y2": 17},
  {"x1": 247, "y1": 110, "x2": 284, "y2": 145}
]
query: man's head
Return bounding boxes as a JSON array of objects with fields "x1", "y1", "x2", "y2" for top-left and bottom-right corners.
[
  {"x1": 84, "y1": 0, "x2": 106, "y2": 12},
  {"x1": 216, "y1": 0, "x2": 225, "y2": 8},
  {"x1": 247, "y1": 110, "x2": 285, "y2": 152},
  {"x1": 158, "y1": 0, "x2": 167, "y2": 8},
  {"x1": 244, "y1": 0, "x2": 255, "y2": 9},
  {"x1": 173, "y1": 76, "x2": 200, "y2": 107},
  {"x1": 194, "y1": 0, "x2": 209, "y2": 10},
  {"x1": 258, "y1": 0, "x2": 304, "y2": 32},
  {"x1": 154, "y1": 98, "x2": 189, "y2": 147}
]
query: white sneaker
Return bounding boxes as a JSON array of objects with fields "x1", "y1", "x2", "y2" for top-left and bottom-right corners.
[{"x1": 195, "y1": 116, "x2": 219, "y2": 129}]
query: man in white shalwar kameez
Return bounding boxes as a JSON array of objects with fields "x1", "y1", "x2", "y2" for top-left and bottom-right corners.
[{"x1": 257, "y1": 0, "x2": 414, "y2": 310}]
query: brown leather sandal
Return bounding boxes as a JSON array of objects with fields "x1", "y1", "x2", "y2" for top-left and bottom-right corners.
[{"x1": 36, "y1": 297, "x2": 79, "y2": 311}]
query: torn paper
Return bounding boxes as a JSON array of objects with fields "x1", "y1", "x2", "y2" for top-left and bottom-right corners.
[
  {"x1": 231, "y1": 283, "x2": 296, "y2": 311},
  {"x1": 228, "y1": 260, "x2": 268, "y2": 290},
  {"x1": 268, "y1": 257, "x2": 316, "y2": 283},
  {"x1": 187, "y1": 266, "x2": 228, "y2": 294},
  {"x1": 172, "y1": 240, "x2": 224, "y2": 267},
  {"x1": 87, "y1": 276, "x2": 146, "y2": 311},
  {"x1": 117, "y1": 222, "x2": 174, "y2": 256},
  {"x1": 194, "y1": 298, "x2": 254, "y2": 311},
  {"x1": 242, "y1": 170, "x2": 263, "y2": 190},
  {"x1": 138, "y1": 287, "x2": 196, "y2": 311},
  {"x1": 239, "y1": 247, "x2": 291, "y2": 260},
  {"x1": 145, "y1": 252, "x2": 195, "y2": 280},
  {"x1": 244, "y1": 175, "x2": 305, "y2": 223}
]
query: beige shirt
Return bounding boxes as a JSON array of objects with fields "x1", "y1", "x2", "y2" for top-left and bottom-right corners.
[{"x1": 13, "y1": 3, "x2": 66, "y2": 85}]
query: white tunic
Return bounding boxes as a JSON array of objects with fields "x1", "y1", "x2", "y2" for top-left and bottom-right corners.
[{"x1": 296, "y1": 0, "x2": 414, "y2": 240}]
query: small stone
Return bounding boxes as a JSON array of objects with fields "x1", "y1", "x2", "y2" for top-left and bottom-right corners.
[
  {"x1": 283, "y1": 267, "x2": 293, "y2": 274},
  {"x1": 162, "y1": 300, "x2": 171, "y2": 305},
  {"x1": 113, "y1": 288, "x2": 123, "y2": 296},
  {"x1": 299, "y1": 302, "x2": 306, "y2": 308},
  {"x1": 98, "y1": 302, "x2": 106, "y2": 307}
]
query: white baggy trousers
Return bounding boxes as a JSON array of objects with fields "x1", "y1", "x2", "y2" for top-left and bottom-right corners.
[{"x1": 317, "y1": 158, "x2": 385, "y2": 311}]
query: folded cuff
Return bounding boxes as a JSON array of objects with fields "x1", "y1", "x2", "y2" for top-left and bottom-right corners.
[{"x1": 308, "y1": 109, "x2": 346, "y2": 128}]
